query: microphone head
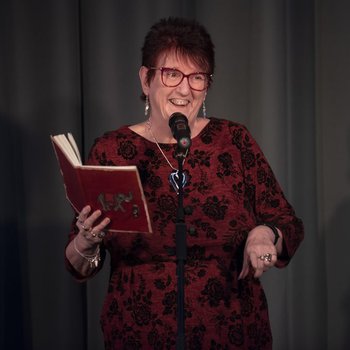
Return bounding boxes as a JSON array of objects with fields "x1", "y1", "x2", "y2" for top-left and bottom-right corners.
[
  {"x1": 169, "y1": 113, "x2": 191, "y2": 150},
  {"x1": 168, "y1": 112, "x2": 188, "y2": 129}
]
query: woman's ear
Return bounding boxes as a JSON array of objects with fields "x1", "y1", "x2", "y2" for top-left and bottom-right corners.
[{"x1": 139, "y1": 66, "x2": 149, "y2": 95}]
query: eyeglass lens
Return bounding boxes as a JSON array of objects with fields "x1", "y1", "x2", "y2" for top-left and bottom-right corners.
[{"x1": 161, "y1": 68, "x2": 208, "y2": 91}]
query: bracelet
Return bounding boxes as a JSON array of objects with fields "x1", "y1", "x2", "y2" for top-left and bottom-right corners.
[
  {"x1": 73, "y1": 237, "x2": 101, "y2": 268},
  {"x1": 262, "y1": 223, "x2": 279, "y2": 245}
]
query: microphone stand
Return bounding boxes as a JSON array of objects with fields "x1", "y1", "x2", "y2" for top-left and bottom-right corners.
[{"x1": 175, "y1": 149, "x2": 187, "y2": 350}]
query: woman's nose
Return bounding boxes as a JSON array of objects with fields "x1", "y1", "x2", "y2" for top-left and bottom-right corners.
[{"x1": 176, "y1": 76, "x2": 191, "y2": 94}]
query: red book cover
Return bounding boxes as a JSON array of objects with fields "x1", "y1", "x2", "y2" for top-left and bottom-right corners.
[{"x1": 51, "y1": 134, "x2": 152, "y2": 234}]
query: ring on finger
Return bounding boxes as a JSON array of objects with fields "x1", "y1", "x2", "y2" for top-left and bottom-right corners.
[
  {"x1": 259, "y1": 253, "x2": 272, "y2": 263},
  {"x1": 76, "y1": 216, "x2": 84, "y2": 224},
  {"x1": 98, "y1": 231, "x2": 106, "y2": 239},
  {"x1": 81, "y1": 224, "x2": 92, "y2": 232},
  {"x1": 90, "y1": 230, "x2": 97, "y2": 238}
]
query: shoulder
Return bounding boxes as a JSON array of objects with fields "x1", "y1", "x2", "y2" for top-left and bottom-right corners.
[
  {"x1": 200, "y1": 117, "x2": 252, "y2": 144},
  {"x1": 88, "y1": 125, "x2": 134, "y2": 157},
  {"x1": 205, "y1": 117, "x2": 247, "y2": 131},
  {"x1": 92, "y1": 125, "x2": 136, "y2": 146},
  {"x1": 88, "y1": 125, "x2": 144, "y2": 165}
]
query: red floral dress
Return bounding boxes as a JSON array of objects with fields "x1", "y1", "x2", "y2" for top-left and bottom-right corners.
[{"x1": 66, "y1": 117, "x2": 304, "y2": 349}]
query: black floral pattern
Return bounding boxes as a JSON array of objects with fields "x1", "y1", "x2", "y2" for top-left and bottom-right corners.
[
  {"x1": 188, "y1": 149, "x2": 211, "y2": 168},
  {"x1": 228, "y1": 323, "x2": 244, "y2": 346},
  {"x1": 202, "y1": 196, "x2": 228, "y2": 220},
  {"x1": 162, "y1": 290, "x2": 177, "y2": 316},
  {"x1": 67, "y1": 117, "x2": 304, "y2": 349},
  {"x1": 216, "y1": 152, "x2": 234, "y2": 178},
  {"x1": 118, "y1": 140, "x2": 138, "y2": 160},
  {"x1": 199, "y1": 277, "x2": 226, "y2": 307}
]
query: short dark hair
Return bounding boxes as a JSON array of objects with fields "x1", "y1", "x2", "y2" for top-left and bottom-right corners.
[{"x1": 141, "y1": 17, "x2": 215, "y2": 92}]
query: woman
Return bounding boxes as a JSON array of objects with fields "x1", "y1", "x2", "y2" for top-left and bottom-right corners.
[{"x1": 65, "y1": 17, "x2": 304, "y2": 349}]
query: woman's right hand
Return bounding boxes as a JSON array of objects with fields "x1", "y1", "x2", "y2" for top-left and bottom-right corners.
[
  {"x1": 66, "y1": 205, "x2": 110, "y2": 277},
  {"x1": 75, "y1": 205, "x2": 111, "y2": 247}
]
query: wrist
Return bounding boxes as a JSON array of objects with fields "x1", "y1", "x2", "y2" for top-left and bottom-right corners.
[
  {"x1": 75, "y1": 233, "x2": 99, "y2": 253},
  {"x1": 261, "y1": 223, "x2": 279, "y2": 245},
  {"x1": 73, "y1": 236, "x2": 101, "y2": 268}
]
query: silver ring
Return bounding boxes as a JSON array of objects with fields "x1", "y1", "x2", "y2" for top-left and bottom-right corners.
[
  {"x1": 259, "y1": 253, "x2": 272, "y2": 262},
  {"x1": 98, "y1": 231, "x2": 106, "y2": 239}
]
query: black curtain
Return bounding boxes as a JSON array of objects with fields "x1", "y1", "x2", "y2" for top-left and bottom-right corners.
[{"x1": 1, "y1": 1, "x2": 349, "y2": 349}]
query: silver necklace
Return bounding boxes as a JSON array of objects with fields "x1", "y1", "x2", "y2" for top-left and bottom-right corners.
[{"x1": 146, "y1": 119, "x2": 188, "y2": 193}]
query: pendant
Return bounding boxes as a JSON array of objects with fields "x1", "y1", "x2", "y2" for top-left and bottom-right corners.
[{"x1": 168, "y1": 170, "x2": 188, "y2": 194}]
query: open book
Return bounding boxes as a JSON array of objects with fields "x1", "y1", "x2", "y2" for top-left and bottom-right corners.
[{"x1": 51, "y1": 133, "x2": 152, "y2": 234}]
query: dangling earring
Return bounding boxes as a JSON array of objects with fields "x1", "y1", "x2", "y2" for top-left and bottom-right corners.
[
  {"x1": 202, "y1": 99, "x2": 207, "y2": 118},
  {"x1": 145, "y1": 95, "x2": 150, "y2": 116}
]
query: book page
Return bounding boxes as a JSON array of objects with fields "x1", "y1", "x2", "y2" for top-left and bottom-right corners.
[
  {"x1": 67, "y1": 133, "x2": 82, "y2": 164},
  {"x1": 52, "y1": 134, "x2": 81, "y2": 166}
]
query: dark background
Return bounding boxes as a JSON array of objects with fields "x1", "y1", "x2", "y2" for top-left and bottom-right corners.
[{"x1": 1, "y1": 0, "x2": 349, "y2": 349}]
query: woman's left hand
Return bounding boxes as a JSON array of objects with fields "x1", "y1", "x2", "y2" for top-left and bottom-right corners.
[{"x1": 239, "y1": 225, "x2": 278, "y2": 279}]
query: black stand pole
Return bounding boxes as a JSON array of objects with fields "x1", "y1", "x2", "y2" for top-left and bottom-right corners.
[{"x1": 175, "y1": 152, "x2": 187, "y2": 350}]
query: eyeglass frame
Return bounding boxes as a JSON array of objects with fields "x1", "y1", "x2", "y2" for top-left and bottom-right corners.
[{"x1": 148, "y1": 66, "x2": 213, "y2": 91}]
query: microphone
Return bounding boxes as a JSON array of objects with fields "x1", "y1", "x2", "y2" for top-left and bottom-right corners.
[{"x1": 168, "y1": 113, "x2": 192, "y2": 151}]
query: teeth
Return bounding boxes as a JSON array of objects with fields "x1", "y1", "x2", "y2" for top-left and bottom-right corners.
[{"x1": 170, "y1": 99, "x2": 189, "y2": 106}]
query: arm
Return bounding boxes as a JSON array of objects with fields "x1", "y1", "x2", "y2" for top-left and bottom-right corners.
[{"x1": 234, "y1": 125, "x2": 304, "y2": 278}]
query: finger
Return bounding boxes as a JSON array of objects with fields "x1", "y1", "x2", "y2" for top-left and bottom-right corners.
[
  {"x1": 238, "y1": 265, "x2": 248, "y2": 280},
  {"x1": 254, "y1": 253, "x2": 277, "y2": 277},
  {"x1": 85, "y1": 217, "x2": 111, "y2": 240},
  {"x1": 81, "y1": 210, "x2": 102, "y2": 231},
  {"x1": 254, "y1": 263, "x2": 265, "y2": 278},
  {"x1": 271, "y1": 253, "x2": 278, "y2": 265},
  {"x1": 249, "y1": 252, "x2": 259, "y2": 271},
  {"x1": 253, "y1": 259, "x2": 265, "y2": 278},
  {"x1": 253, "y1": 252, "x2": 272, "y2": 278},
  {"x1": 76, "y1": 206, "x2": 92, "y2": 226},
  {"x1": 94, "y1": 217, "x2": 111, "y2": 232},
  {"x1": 238, "y1": 254, "x2": 249, "y2": 279},
  {"x1": 97, "y1": 231, "x2": 106, "y2": 239},
  {"x1": 240, "y1": 250, "x2": 261, "y2": 279},
  {"x1": 238, "y1": 252, "x2": 251, "y2": 279},
  {"x1": 91, "y1": 217, "x2": 111, "y2": 237}
]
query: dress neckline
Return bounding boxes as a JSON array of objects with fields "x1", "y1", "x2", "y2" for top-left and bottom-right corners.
[{"x1": 126, "y1": 117, "x2": 213, "y2": 145}]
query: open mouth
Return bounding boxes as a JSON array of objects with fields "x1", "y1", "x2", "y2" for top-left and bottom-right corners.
[{"x1": 169, "y1": 98, "x2": 190, "y2": 107}]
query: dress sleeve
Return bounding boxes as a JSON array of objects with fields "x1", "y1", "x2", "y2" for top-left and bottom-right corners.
[
  {"x1": 86, "y1": 129, "x2": 132, "y2": 167},
  {"x1": 235, "y1": 124, "x2": 304, "y2": 267},
  {"x1": 64, "y1": 218, "x2": 107, "y2": 282}
]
